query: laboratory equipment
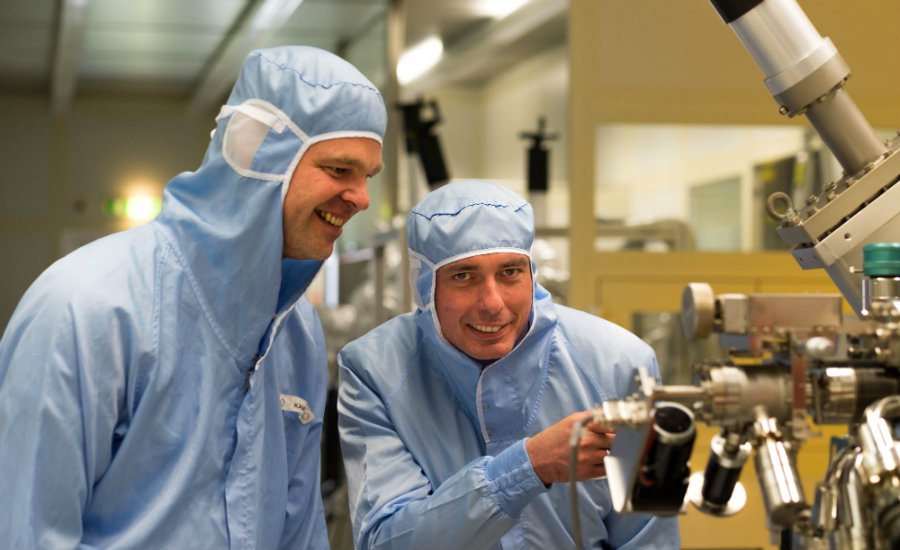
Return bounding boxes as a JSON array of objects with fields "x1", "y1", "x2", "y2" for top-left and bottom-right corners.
[{"x1": 577, "y1": 1, "x2": 900, "y2": 548}]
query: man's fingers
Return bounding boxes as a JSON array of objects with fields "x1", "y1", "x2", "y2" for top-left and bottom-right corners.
[
  {"x1": 585, "y1": 420, "x2": 615, "y2": 434},
  {"x1": 580, "y1": 429, "x2": 614, "y2": 451},
  {"x1": 583, "y1": 450, "x2": 608, "y2": 478}
]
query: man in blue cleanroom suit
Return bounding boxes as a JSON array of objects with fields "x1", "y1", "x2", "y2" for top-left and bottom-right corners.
[
  {"x1": 338, "y1": 180, "x2": 680, "y2": 550},
  {"x1": 0, "y1": 46, "x2": 385, "y2": 549}
]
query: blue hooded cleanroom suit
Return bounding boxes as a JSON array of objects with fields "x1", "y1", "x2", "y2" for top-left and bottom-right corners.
[
  {"x1": 338, "y1": 180, "x2": 680, "y2": 549},
  {"x1": 0, "y1": 46, "x2": 386, "y2": 549}
]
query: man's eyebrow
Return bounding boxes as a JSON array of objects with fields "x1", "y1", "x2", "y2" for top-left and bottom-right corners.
[
  {"x1": 442, "y1": 263, "x2": 479, "y2": 274},
  {"x1": 500, "y1": 257, "x2": 530, "y2": 268}
]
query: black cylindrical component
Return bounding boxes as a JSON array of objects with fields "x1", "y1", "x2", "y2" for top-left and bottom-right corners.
[
  {"x1": 527, "y1": 146, "x2": 548, "y2": 192},
  {"x1": 418, "y1": 133, "x2": 449, "y2": 188},
  {"x1": 630, "y1": 402, "x2": 696, "y2": 511},
  {"x1": 396, "y1": 99, "x2": 451, "y2": 188},
  {"x1": 645, "y1": 404, "x2": 695, "y2": 484},
  {"x1": 707, "y1": 0, "x2": 763, "y2": 24},
  {"x1": 699, "y1": 433, "x2": 751, "y2": 507},
  {"x1": 397, "y1": 103, "x2": 423, "y2": 153},
  {"x1": 702, "y1": 457, "x2": 743, "y2": 506},
  {"x1": 815, "y1": 368, "x2": 900, "y2": 424}
]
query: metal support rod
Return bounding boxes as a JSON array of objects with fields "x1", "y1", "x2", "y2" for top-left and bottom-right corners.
[{"x1": 804, "y1": 87, "x2": 887, "y2": 177}]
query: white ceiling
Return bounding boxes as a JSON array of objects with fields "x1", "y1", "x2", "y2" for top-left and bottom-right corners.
[{"x1": 0, "y1": 0, "x2": 568, "y2": 113}]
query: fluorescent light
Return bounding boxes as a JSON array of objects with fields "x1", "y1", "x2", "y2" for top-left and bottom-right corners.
[
  {"x1": 482, "y1": 0, "x2": 530, "y2": 18},
  {"x1": 397, "y1": 37, "x2": 443, "y2": 85},
  {"x1": 252, "y1": 0, "x2": 304, "y2": 32},
  {"x1": 124, "y1": 196, "x2": 161, "y2": 221}
]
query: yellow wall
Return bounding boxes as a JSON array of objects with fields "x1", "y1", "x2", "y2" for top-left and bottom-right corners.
[{"x1": 568, "y1": 0, "x2": 900, "y2": 128}]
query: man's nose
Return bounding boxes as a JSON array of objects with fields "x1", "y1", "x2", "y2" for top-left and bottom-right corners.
[
  {"x1": 477, "y1": 279, "x2": 504, "y2": 314},
  {"x1": 342, "y1": 181, "x2": 370, "y2": 212}
]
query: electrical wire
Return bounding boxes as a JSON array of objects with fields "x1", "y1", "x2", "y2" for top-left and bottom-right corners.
[{"x1": 569, "y1": 417, "x2": 588, "y2": 550}]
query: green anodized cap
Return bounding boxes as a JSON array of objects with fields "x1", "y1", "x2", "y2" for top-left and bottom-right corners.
[{"x1": 863, "y1": 242, "x2": 900, "y2": 277}]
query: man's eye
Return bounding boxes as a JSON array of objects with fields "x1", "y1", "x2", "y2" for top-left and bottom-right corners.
[
  {"x1": 503, "y1": 268, "x2": 523, "y2": 277},
  {"x1": 326, "y1": 166, "x2": 349, "y2": 176},
  {"x1": 451, "y1": 272, "x2": 471, "y2": 281}
]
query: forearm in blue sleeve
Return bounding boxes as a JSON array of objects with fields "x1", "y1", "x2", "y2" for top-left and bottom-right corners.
[{"x1": 362, "y1": 441, "x2": 546, "y2": 550}]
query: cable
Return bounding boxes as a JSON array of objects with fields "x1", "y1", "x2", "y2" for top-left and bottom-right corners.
[{"x1": 569, "y1": 417, "x2": 588, "y2": 550}]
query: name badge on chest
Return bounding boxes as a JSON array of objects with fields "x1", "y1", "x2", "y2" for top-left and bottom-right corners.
[{"x1": 280, "y1": 394, "x2": 315, "y2": 424}]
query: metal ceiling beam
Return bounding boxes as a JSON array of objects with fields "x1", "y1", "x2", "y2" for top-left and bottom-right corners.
[
  {"x1": 400, "y1": 0, "x2": 568, "y2": 97},
  {"x1": 51, "y1": 0, "x2": 90, "y2": 114},
  {"x1": 187, "y1": 0, "x2": 304, "y2": 117}
]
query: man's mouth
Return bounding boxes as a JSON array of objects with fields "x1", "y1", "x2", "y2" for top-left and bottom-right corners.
[
  {"x1": 317, "y1": 210, "x2": 346, "y2": 227},
  {"x1": 470, "y1": 323, "x2": 502, "y2": 334}
]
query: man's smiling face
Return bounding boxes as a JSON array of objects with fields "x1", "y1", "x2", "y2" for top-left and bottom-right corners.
[
  {"x1": 282, "y1": 137, "x2": 383, "y2": 260},
  {"x1": 434, "y1": 252, "x2": 533, "y2": 361}
]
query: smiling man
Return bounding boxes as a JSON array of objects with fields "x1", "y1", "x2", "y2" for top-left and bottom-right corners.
[
  {"x1": 337, "y1": 180, "x2": 680, "y2": 550},
  {"x1": 0, "y1": 46, "x2": 385, "y2": 549}
]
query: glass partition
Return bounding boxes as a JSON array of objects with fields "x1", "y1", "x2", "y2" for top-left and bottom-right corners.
[{"x1": 592, "y1": 123, "x2": 896, "y2": 253}]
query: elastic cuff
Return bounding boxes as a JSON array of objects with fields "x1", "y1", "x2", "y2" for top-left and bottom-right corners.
[{"x1": 484, "y1": 439, "x2": 546, "y2": 517}]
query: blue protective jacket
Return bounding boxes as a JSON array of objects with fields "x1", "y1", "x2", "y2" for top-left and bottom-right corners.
[
  {"x1": 338, "y1": 181, "x2": 680, "y2": 549},
  {"x1": 0, "y1": 46, "x2": 385, "y2": 549}
]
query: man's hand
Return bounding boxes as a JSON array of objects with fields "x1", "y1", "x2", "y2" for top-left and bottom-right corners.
[{"x1": 525, "y1": 410, "x2": 615, "y2": 484}]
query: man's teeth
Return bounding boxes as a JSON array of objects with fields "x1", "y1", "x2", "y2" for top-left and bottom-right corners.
[
  {"x1": 318, "y1": 211, "x2": 345, "y2": 227},
  {"x1": 471, "y1": 324, "x2": 501, "y2": 333}
]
